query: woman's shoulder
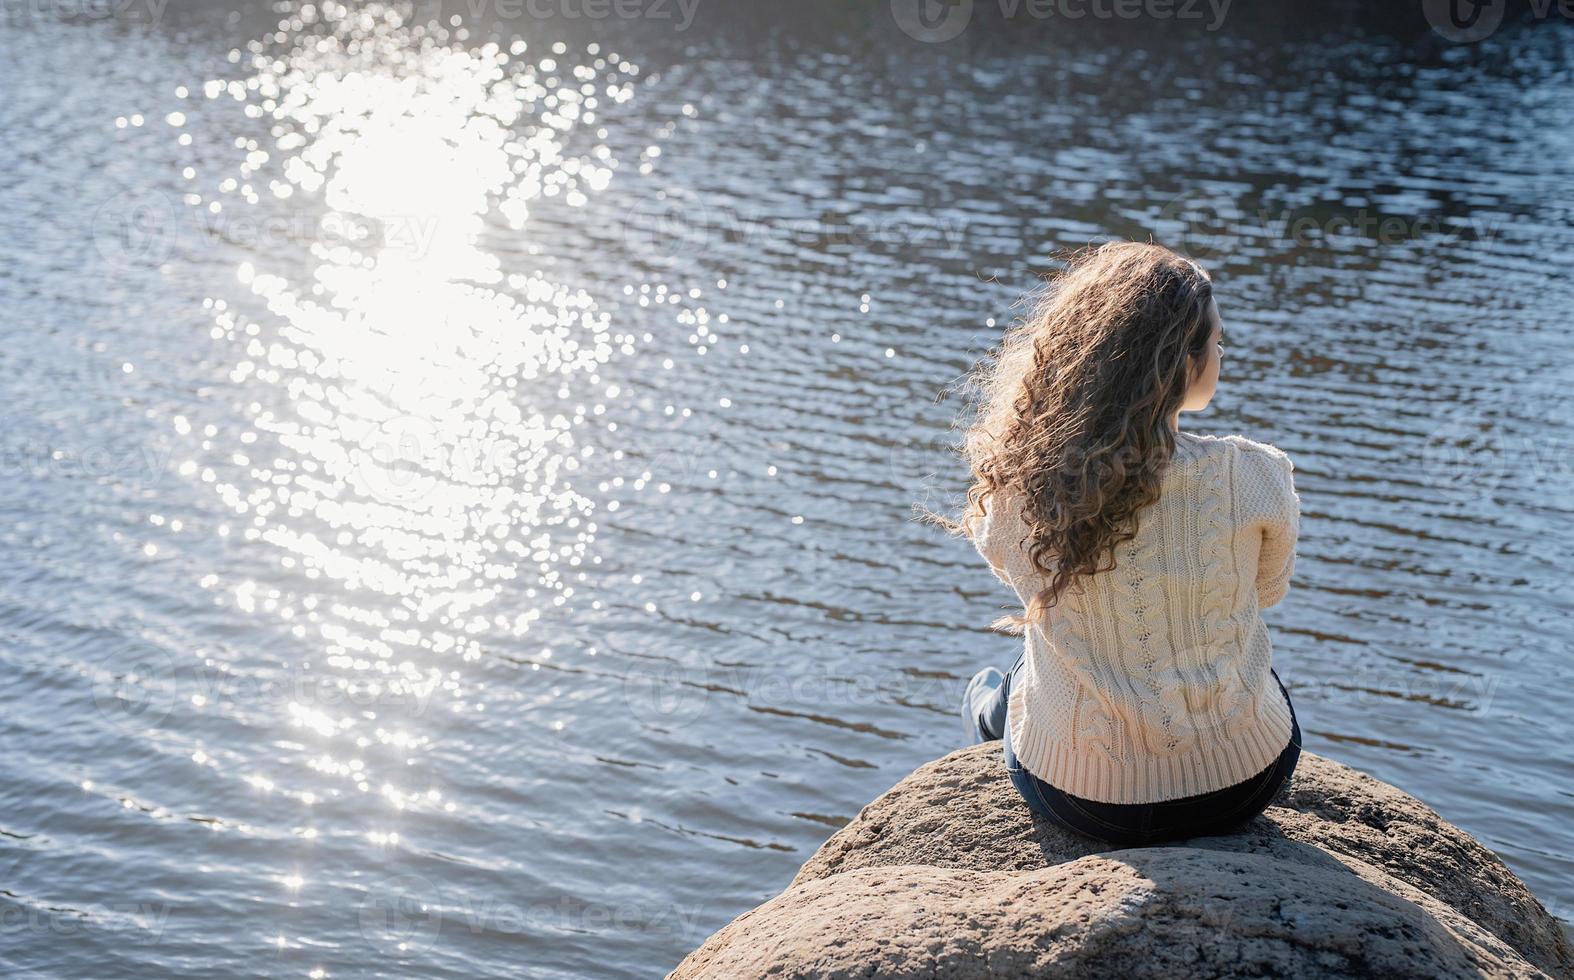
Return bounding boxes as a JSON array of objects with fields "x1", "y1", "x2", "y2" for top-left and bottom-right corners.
[
  {"x1": 1174, "y1": 432, "x2": 1297, "y2": 517},
  {"x1": 1176, "y1": 430, "x2": 1294, "y2": 472}
]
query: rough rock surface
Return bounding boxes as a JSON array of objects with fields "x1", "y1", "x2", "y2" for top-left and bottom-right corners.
[
  {"x1": 673, "y1": 855, "x2": 1541, "y2": 979},
  {"x1": 670, "y1": 744, "x2": 1572, "y2": 979}
]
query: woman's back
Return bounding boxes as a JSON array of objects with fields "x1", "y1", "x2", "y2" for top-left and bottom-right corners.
[{"x1": 969, "y1": 429, "x2": 1301, "y2": 805}]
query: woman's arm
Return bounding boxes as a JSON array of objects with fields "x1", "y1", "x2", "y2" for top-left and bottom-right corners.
[
  {"x1": 965, "y1": 496, "x2": 1015, "y2": 589},
  {"x1": 1251, "y1": 445, "x2": 1300, "y2": 609}
]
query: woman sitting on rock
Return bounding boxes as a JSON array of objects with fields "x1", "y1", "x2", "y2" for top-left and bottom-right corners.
[{"x1": 952, "y1": 240, "x2": 1302, "y2": 846}]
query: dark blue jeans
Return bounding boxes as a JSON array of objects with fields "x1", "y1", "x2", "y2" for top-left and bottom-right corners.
[{"x1": 987, "y1": 654, "x2": 1301, "y2": 846}]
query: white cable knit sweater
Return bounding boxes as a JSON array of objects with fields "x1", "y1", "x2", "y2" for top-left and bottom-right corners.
[{"x1": 968, "y1": 430, "x2": 1300, "y2": 804}]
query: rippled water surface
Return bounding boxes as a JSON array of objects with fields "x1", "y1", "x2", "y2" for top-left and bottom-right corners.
[{"x1": 2, "y1": 3, "x2": 1572, "y2": 976}]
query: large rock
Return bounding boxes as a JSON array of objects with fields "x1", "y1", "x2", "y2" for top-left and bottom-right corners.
[
  {"x1": 670, "y1": 744, "x2": 1572, "y2": 979},
  {"x1": 673, "y1": 855, "x2": 1541, "y2": 979}
]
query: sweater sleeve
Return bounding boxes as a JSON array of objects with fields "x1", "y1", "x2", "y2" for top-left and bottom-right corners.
[
  {"x1": 965, "y1": 493, "x2": 1016, "y2": 589},
  {"x1": 1247, "y1": 443, "x2": 1300, "y2": 609}
]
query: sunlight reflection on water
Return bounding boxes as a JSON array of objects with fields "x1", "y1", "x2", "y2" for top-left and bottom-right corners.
[
  {"x1": 5, "y1": 4, "x2": 1574, "y2": 975},
  {"x1": 179, "y1": 1, "x2": 638, "y2": 823}
]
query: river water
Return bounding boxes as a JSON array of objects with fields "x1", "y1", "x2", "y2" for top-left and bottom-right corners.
[{"x1": 1, "y1": 2, "x2": 1571, "y2": 976}]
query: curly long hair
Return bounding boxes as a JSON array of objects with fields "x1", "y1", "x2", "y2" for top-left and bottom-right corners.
[{"x1": 950, "y1": 241, "x2": 1216, "y2": 631}]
